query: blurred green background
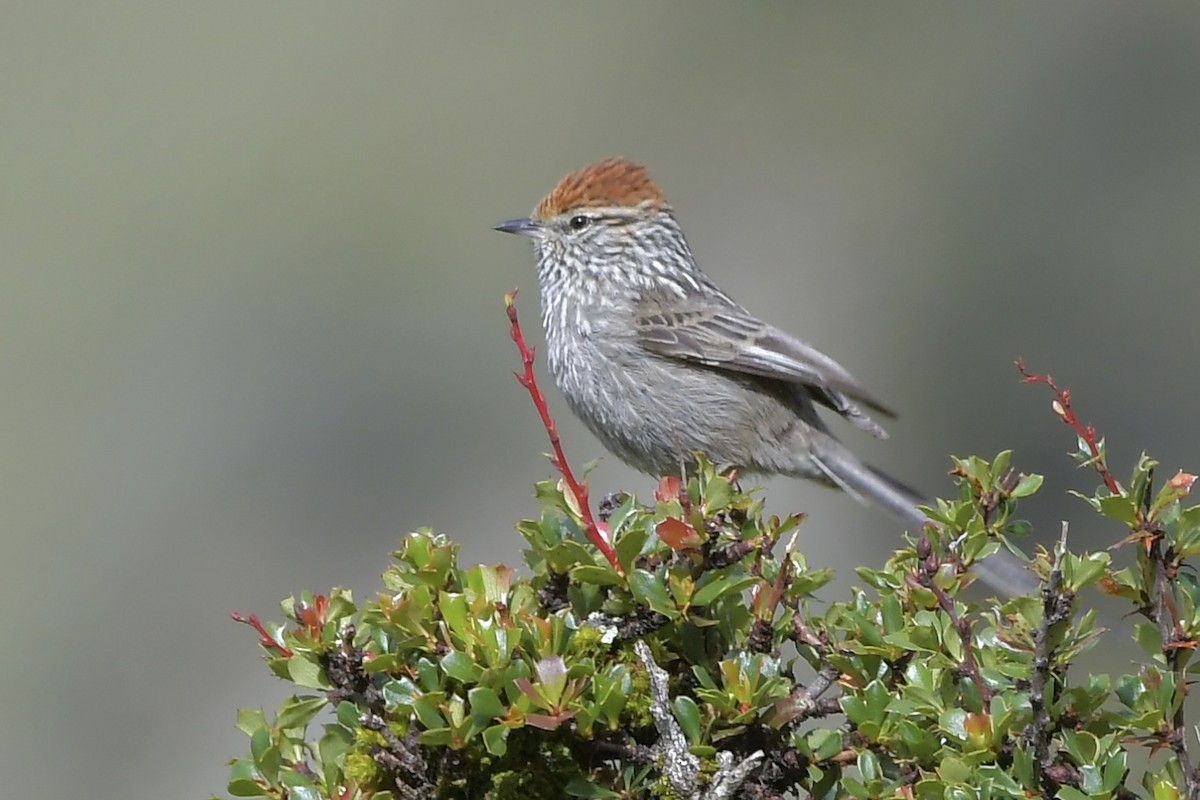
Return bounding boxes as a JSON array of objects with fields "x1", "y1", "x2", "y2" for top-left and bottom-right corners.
[{"x1": 4, "y1": 3, "x2": 1199, "y2": 797}]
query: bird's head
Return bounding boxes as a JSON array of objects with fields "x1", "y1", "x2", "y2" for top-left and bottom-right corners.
[{"x1": 495, "y1": 157, "x2": 693, "y2": 290}]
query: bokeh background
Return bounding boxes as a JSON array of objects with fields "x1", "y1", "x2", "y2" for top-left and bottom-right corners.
[{"x1": 4, "y1": 3, "x2": 1200, "y2": 797}]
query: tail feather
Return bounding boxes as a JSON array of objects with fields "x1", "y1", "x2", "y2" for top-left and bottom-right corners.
[{"x1": 812, "y1": 442, "x2": 1038, "y2": 596}]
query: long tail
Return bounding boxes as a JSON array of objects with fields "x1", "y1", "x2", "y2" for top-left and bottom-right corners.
[{"x1": 811, "y1": 440, "x2": 1039, "y2": 596}]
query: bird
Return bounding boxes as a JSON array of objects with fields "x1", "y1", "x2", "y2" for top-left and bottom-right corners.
[{"x1": 494, "y1": 156, "x2": 1030, "y2": 593}]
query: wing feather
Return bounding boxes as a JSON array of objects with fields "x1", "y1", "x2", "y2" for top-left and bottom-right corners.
[{"x1": 635, "y1": 297, "x2": 895, "y2": 437}]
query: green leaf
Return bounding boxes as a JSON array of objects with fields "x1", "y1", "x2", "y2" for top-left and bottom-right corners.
[
  {"x1": 1057, "y1": 788, "x2": 1092, "y2": 800},
  {"x1": 880, "y1": 593, "x2": 904, "y2": 634},
  {"x1": 564, "y1": 777, "x2": 622, "y2": 798},
  {"x1": 468, "y1": 686, "x2": 506, "y2": 720},
  {"x1": 571, "y1": 564, "x2": 623, "y2": 587},
  {"x1": 857, "y1": 749, "x2": 881, "y2": 784},
  {"x1": 381, "y1": 681, "x2": 424, "y2": 710},
  {"x1": 318, "y1": 724, "x2": 353, "y2": 785},
  {"x1": 281, "y1": 768, "x2": 320, "y2": 800},
  {"x1": 440, "y1": 650, "x2": 481, "y2": 684},
  {"x1": 809, "y1": 727, "x2": 843, "y2": 761},
  {"x1": 1151, "y1": 780, "x2": 1182, "y2": 800},
  {"x1": 418, "y1": 726, "x2": 453, "y2": 747},
  {"x1": 533, "y1": 655, "x2": 570, "y2": 705},
  {"x1": 466, "y1": 564, "x2": 512, "y2": 607},
  {"x1": 439, "y1": 592, "x2": 470, "y2": 640},
  {"x1": 841, "y1": 694, "x2": 867, "y2": 725},
  {"x1": 671, "y1": 695, "x2": 702, "y2": 743},
  {"x1": 862, "y1": 679, "x2": 891, "y2": 718},
  {"x1": 627, "y1": 569, "x2": 679, "y2": 619},
  {"x1": 482, "y1": 724, "x2": 509, "y2": 756},
  {"x1": 691, "y1": 573, "x2": 758, "y2": 607},
  {"x1": 1060, "y1": 729, "x2": 1100, "y2": 763},
  {"x1": 692, "y1": 666, "x2": 718, "y2": 691},
  {"x1": 614, "y1": 524, "x2": 649, "y2": 574},
  {"x1": 249, "y1": 728, "x2": 273, "y2": 772},
  {"x1": 1065, "y1": 551, "x2": 1110, "y2": 591},
  {"x1": 703, "y1": 474, "x2": 735, "y2": 511},
  {"x1": 275, "y1": 696, "x2": 326, "y2": 730},
  {"x1": 1101, "y1": 749, "x2": 1128, "y2": 792},
  {"x1": 363, "y1": 653, "x2": 397, "y2": 673},
  {"x1": 542, "y1": 539, "x2": 602, "y2": 572},
  {"x1": 938, "y1": 755, "x2": 973, "y2": 784},
  {"x1": 1097, "y1": 495, "x2": 1138, "y2": 525},
  {"x1": 227, "y1": 777, "x2": 267, "y2": 797},
  {"x1": 991, "y1": 450, "x2": 1012, "y2": 485},
  {"x1": 533, "y1": 478, "x2": 575, "y2": 518},
  {"x1": 411, "y1": 694, "x2": 447, "y2": 730},
  {"x1": 1134, "y1": 622, "x2": 1165, "y2": 658},
  {"x1": 335, "y1": 701, "x2": 360, "y2": 729},
  {"x1": 939, "y1": 708, "x2": 968, "y2": 742},
  {"x1": 1010, "y1": 744, "x2": 1035, "y2": 789},
  {"x1": 236, "y1": 708, "x2": 267, "y2": 737},
  {"x1": 1010, "y1": 473, "x2": 1043, "y2": 498},
  {"x1": 287, "y1": 655, "x2": 327, "y2": 690}
]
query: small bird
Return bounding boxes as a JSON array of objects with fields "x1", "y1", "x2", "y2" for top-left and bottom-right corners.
[{"x1": 495, "y1": 157, "x2": 1028, "y2": 591}]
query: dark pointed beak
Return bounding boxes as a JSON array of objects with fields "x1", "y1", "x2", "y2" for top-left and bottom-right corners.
[{"x1": 493, "y1": 217, "x2": 541, "y2": 237}]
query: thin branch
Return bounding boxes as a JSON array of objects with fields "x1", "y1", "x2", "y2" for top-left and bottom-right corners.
[
  {"x1": 907, "y1": 540, "x2": 992, "y2": 704},
  {"x1": 506, "y1": 290, "x2": 622, "y2": 573},
  {"x1": 323, "y1": 623, "x2": 386, "y2": 715},
  {"x1": 1016, "y1": 360, "x2": 1120, "y2": 495},
  {"x1": 706, "y1": 748, "x2": 767, "y2": 800},
  {"x1": 584, "y1": 608, "x2": 671, "y2": 640},
  {"x1": 774, "y1": 600, "x2": 844, "y2": 728},
  {"x1": 230, "y1": 611, "x2": 294, "y2": 657},
  {"x1": 788, "y1": 663, "x2": 841, "y2": 723},
  {"x1": 1026, "y1": 523, "x2": 1073, "y2": 793},
  {"x1": 1147, "y1": 521, "x2": 1200, "y2": 799},
  {"x1": 797, "y1": 663, "x2": 840, "y2": 706},
  {"x1": 634, "y1": 641, "x2": 763, "y2": 799},
  {"x1": 360, "y1": 711, "x2": 430, "y2": 799},
  {"x1": 634, "y1": 639, "x2": 700, "y2": 795},
  {"x1": 579, "y1": 736, "x2": 655, "y2": 765}
]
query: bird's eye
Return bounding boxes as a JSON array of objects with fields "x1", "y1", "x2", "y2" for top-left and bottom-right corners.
[{"x1": 568, "y1": 215, "x2": 591, "y2": 231}]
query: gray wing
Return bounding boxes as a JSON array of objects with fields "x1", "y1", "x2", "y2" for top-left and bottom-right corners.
[{"x1": 634, "y1": 296, "x2": 895, "y2": 438}]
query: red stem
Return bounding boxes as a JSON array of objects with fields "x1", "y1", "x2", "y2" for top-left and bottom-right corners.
[
  {"x1": 231, "y1": 611, "x2": 294, "y2": 657},
  {"x1": 506, "y1": 291, "x2": 623, "y2": 574},
  {"x1": 1016, "y1": 359, "x2": 1120, "y2": 495}
]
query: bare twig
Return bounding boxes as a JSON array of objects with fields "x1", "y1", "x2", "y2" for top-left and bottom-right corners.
[
  {"x1": 360, "y1": 711, "x2": 430, "y2": 799},
  {"x1": 776, "y1": 600, "x2": 844, "y2": 727},
  {"x1": 634, "y1": 639, "x2": 700, "y2": 794},
  {"x1": 1016, "y1": 360, "x2": 1120, "y2": 495},
  {"x1": 323, "y1": 623, "x2": 385, "y2": 714},
  {"x1": 796, "y1": 663, "x2": 840, "y2": 707},
  {"x1": 634, "y1": 641, "x2": 763, "y2": 799},
  {"x1": 1026, "y1": 523, "x2": 1073, "y2": 793},
  {"x1": 787, "y1": 663, "x2": 841, "y2": 723},
  {"x1": 1146, "y1": 518, "x2": 1200, "y2": 799},
  {"x1": 706, "y1": 748, "x2": 767, "y2": 800},
  {"x1": 583, "y1": 608, "x2": 670, "y2": 640},
  {"x1": 506, "y1": 290, "x2": 622, "y2": 573},
  {"x1": 907, "y1": 542, "x2": 992, "y2": 703}
]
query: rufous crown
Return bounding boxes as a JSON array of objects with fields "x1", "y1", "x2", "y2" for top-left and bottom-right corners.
[{"x1": 533, "y1": 157, "x2": 668, "y2": 220}]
